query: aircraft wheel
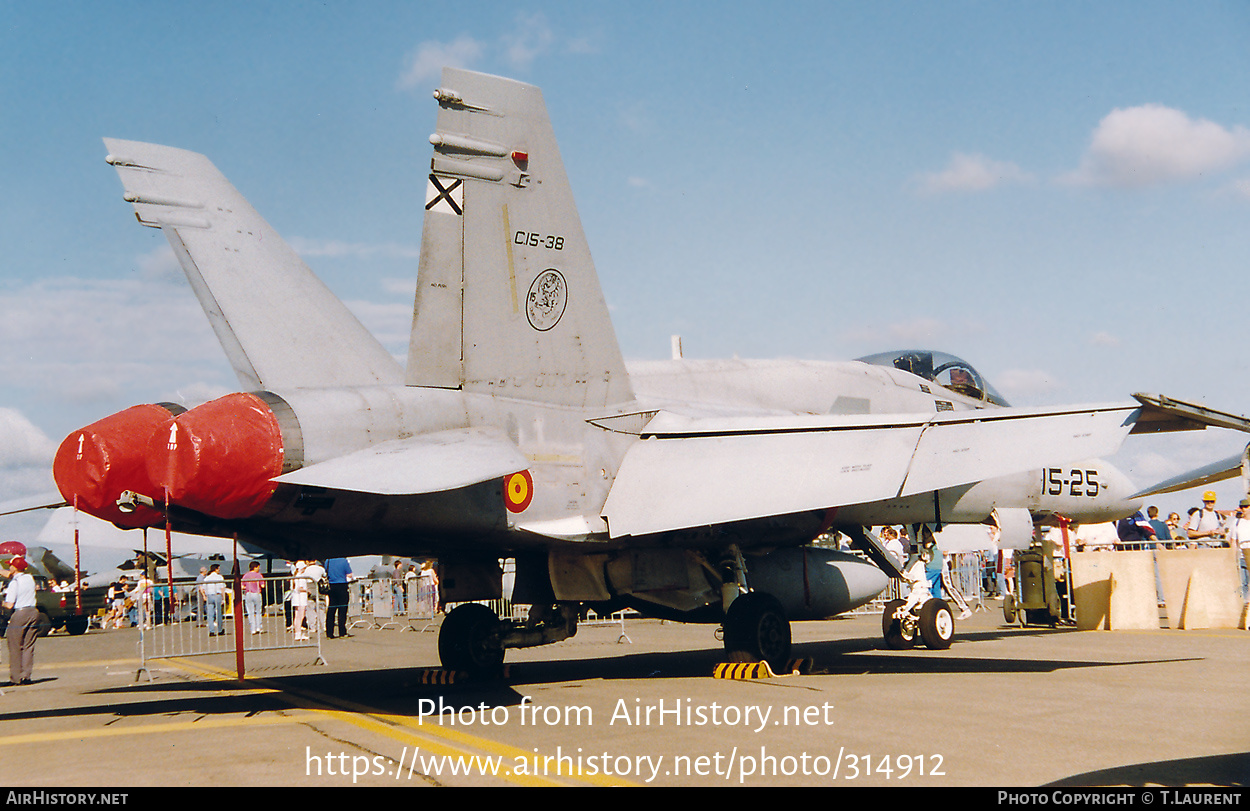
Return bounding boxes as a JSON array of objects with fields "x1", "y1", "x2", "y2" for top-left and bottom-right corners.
[
  {"x1": 882, "y1": 599, "x2": 916, "y2": 649},
  {"x1": 918, "y1": 598, "x2": 954, "y2": 650},
  {"x1": 438, "y1": 603, "x2": 504, "y2": 673},
  {"x1": 65, "y1": 615, "x2": 89, "y2": 636},
  {"x1": 35, "y1": 611, "x2": 53, "y2": 637},
  {"x1": 723, "y1": 593, "x2": 791, "y2": 669},
  {"x1": 1003, "y1": 593, "x2": 1017, "y2": 624}
]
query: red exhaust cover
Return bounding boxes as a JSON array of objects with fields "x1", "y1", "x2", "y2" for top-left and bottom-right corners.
[
  {"x1": 148, "y1": 392, "x2": 284, "y2": 519},
  {"x1": 53, "y1": 404, "x2": 174, "y2": 528}
]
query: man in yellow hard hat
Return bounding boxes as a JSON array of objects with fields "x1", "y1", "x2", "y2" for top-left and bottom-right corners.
[{"x1": 1184, "y1": 491, "x2": 1228, "y2": 544}]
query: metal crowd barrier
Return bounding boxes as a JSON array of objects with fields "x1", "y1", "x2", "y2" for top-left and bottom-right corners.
[
  {"x1": 346, "y1": 577, "x2": 442, "y2": 631},
  {"x1": 581, "y1": 607, "x2": 636, "y2": 643},
  {"x1": 138, "y1": 573, "x2": 324, "y2": 681},
  {"x1": 848, "y1": 550, "x2": 993, "y2": 616}
]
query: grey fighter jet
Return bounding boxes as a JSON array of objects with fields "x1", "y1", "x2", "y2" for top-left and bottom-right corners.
[{"x1": 50, "y1": 68, "x2": 1165, "y2": 670}]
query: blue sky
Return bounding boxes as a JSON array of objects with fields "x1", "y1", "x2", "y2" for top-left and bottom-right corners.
[{"x1": 3, "y1": 1, "x2": 1250, "y2": 549}]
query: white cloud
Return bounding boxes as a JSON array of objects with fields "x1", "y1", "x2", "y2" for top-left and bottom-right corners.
[
  {"x1": 1062, "y1": 104, "x2": 1250, "y2": 188},
  {"x1": 0, "y1": 277, "x2": 232, "y2": 407},
  {"x1": 914, "y1": 152, "x2": 1033, "y2": 194},
  {"x1": 399, "y1": 13, "x2": 592, "y2": 91},
  {"x1": 0, "y1": 408, "x2": 56, "y2": 468},
  {"x1": 397, "y1": 35, "x2": 485, "y2": 90},
  {"x1": 345, "y1": 300, "x2": 413, "y2": 356},
  {"x1": 136, "y1": 245, "x2": 181, "y2": 282},
  {"x1": 380, "y1": 277, "x2": 417, "y2": 297},
  {"x1": 502, "y1": 13, "x2": 555, "y2": 70},
  {"x1": 0, "y1": 407, "x2": 58, "y2": 510}
]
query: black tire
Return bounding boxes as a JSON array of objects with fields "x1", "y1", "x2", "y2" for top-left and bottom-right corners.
[
  {"x1": 882, "y1": 599, "x2": 917, "y2": 649},
  {"x1": 438, "y1": 603, "x2": 504, "y2": 673},
  {"x1": 35, "y1": 611, "x2": 53, "y2": 637},
  {"x1": 723, "y1": 593, "x2": 791, "y2": 669},
  {"x1": 918, "y1": 598, "x2": 954, "y2": 650},
  {"x1": 65, "y1": 615, "x2": 90, "y2": 636},
  {"x1": 1003, "y1": 593, "x2": 1017, "y2": 624}
]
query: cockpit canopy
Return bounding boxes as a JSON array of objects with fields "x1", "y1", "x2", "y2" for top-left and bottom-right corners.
[{"x1": 855, "y1": 350, "x2": 1010, "y2": 407}]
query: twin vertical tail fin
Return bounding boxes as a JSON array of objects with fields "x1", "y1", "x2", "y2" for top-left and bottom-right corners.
[{"x1": 407, "y1": 68, "x2": 635, "y2": 409}]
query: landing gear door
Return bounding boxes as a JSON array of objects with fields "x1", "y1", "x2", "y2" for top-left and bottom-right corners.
[{"x1": 992, "y1": 507, "x2": 1034, "y2": 550}]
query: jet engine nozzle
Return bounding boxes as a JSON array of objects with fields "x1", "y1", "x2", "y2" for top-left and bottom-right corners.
[
  {"x1": 147, "y1": 392, "x2": 286, "y2": 520},
  {"x1": 53, "y1": 403, "x2": 183, "y2": 528}
]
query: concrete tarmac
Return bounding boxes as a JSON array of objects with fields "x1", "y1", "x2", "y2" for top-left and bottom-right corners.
[{"x1": 0, "y1": 603, "x2": 1245, "y2": 787}]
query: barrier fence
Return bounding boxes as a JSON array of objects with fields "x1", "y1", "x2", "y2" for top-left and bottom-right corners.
[
  {"x1": 138, "y1": 573, "x2": 325, "y2": 680},
  {"x1": 346, "y1": 578, "x2": 441, "y2": 631}
]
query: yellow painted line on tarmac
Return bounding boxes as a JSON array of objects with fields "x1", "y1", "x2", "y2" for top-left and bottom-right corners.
[
  {"x1": 0, "y1": 713, "x2": 307, "y2": 746},
  {"x1": 165, "y1": 657, "x2": 635, "y2": 786},
  {"x1": 31, "y1": 659, "x2": 142, "y2": 670}
]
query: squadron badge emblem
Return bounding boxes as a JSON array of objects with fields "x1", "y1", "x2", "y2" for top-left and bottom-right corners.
[{"x1": 525, "y1": 269, "x2": 567, "y2": 331}]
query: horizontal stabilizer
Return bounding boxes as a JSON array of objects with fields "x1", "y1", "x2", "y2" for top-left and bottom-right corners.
[
  {"x1": 104, "y1": 139, "x2": 403, "y2": 390},
  {"x1": 272, "y1": 428, "x2": 527, "y2": 496},
  {"x1": 1132, "y1": 451, "x2": 1245, "y2": 498},
  {"x1": 603, "y1": 403, "x2": 1138, "y2": 538}
]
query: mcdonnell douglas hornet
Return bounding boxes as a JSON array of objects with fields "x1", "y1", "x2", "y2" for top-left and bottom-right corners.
[{"x1": 50, "y1": 68, "x2": 1166, "y2": 671}]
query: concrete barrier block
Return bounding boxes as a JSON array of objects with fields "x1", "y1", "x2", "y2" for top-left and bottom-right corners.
[
  {"x1": 1107, "y1": 551, "x2": 1160, "y2": 630},
  {"x1": 1157, "y1": 548, "x2": 1243, "y2": 629},
  {"x1": 1071, "y1": 551, "x2": 1158, "y2": 630}
]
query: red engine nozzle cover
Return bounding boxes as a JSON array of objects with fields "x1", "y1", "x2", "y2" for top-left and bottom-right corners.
[
  {"x1": 148, "y1": 392, "x2": 284, "y2": 519},
  {"x1": 53, "y1": 404, "x2": 174, "y2": 529}
]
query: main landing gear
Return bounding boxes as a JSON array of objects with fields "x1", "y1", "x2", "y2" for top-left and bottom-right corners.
[
  {"x1": 437, "y1": 602, "x2": 579, "y2": 674},
  {"x1": 438, "y1": 603, "x2": 505, "y2": 673},
  {"x1": 882, "y1": 597, "x2": 954, "y2": 650},
  {"x1": 722, "y1": 593, "x2": 792, "y2": 670}
]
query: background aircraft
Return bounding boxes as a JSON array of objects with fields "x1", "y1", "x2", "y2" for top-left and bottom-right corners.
[{"x1": 49, "y1": 68, "x2": 1168, "y2": 671}]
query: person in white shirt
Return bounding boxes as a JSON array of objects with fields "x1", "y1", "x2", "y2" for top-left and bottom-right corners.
[
  {"x1": 301, "y1": 560, "x2": 326, "y2": 636},
  {"x1": 2, "y1": 556, "x2": 40, "y2": 685},
  {"x1": 880, "y1": 526, "x2": 906, "y2": 567},
  {"x1": 1185, "y1": 491, "x2": 1229, "y2": 545},
  {"x1": 290, "y1": 561, "x2": 310, "y2": 641},
  {"x1": 203, "y1": 564, "x2": 226, "y2": 636},
  {"x1": 1225, "y1": 498, "x2": 1250, "y2": 599}
]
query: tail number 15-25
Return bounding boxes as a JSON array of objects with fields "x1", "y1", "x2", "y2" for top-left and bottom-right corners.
[{"x1": 1043, "y1": 468, "x2": 1100, "y2": 497}]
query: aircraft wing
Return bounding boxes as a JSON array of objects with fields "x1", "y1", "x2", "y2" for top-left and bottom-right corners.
[
  {"x1": 1132, "y1": 453, "x2": 1244, "y2": 498},
  {"x1": 272, "y1": 428, "x2": 528, "y2": 495},
  {"x1": 103, "y1": 139, "x2": 404, "y2": 390},
  {"x1": 1131, "y1": 393, "x2": 1250, "y2": 433},
  {"x1": 602, "y1": 402, "x2": 1138, "y2": 537},
  {"x1": 1129, "y1": 393, "x2": 1250, "y2": 497},
  {"x1": 0, "y1": 493, "x2": 68, "y2": 517}
]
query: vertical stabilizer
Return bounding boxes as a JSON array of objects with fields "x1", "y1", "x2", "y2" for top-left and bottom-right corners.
[{"x1": 407, "y1": 68, "x2": 635, "y2": 409}]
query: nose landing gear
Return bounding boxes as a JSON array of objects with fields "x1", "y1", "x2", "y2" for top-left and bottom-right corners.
[{"x1": 883, "y1": 597, "x2": 954, "y2": 650}]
